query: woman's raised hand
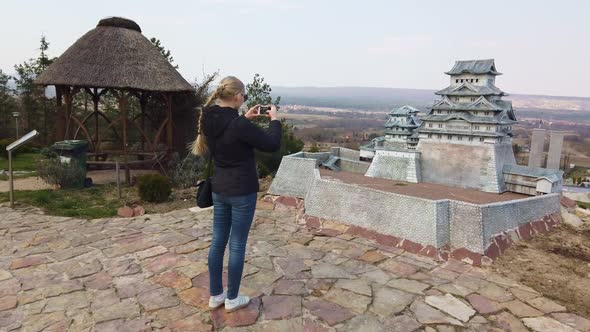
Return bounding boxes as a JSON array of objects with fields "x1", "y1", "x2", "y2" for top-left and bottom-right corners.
[{"x1": 244, "y1": 104, "x2": 261, "y2": 120}]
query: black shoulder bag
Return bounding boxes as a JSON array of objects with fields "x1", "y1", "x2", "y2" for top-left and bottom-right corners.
[{"x1": 196, "y1": 153, "x2": 214, "y2": 208}]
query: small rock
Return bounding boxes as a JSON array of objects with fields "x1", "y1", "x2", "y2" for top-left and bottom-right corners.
[
  {"x1": 133, "y1": 205, "x2": 145, "y2": 216},
  {"x1": 117, "y1": 206, "x2": 134, "y2": 218}
]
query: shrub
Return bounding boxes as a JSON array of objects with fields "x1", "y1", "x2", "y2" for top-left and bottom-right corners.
[
  {"x1": 169, "y1": 152, "x2": 207, "y2": 188},
  {"x1": 257, "y1": 161, "x2": 271, "y2": 179},
  {"x1": 137, "y1": 174, "x2": 172, "y2": 203},
  {"x1": 37, "y1": 158, "x2": 85, "y2": 188}
]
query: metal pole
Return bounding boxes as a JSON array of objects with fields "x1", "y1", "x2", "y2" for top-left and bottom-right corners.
[
  {"x1": 15, "y1": 118, "x2": 19, "y2": 139},
  {"x1": 8, "y1": 150, "x2": 13, "y2": 208}
]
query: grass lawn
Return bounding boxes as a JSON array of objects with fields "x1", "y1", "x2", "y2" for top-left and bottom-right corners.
[
  {"x1": 0, "y1": 153, "x2": 41, "y2": 180},
  {"x1": 0, "y1": 184, "x2": 120, "y2": 218}
]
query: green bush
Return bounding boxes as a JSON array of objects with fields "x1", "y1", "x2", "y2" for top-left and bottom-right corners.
[
  {"x1": 257, "y1": 161, "x2": 271, "y2": 178},
  {"x1": 37, "y1": 158, "x2": 85, "y2": 188},
  {"x1": 168, "y1": 153, "x2": 207, "y2": 188},
  {"x1": 137, "y1": 174, "x2": 172, "y2": 203}
]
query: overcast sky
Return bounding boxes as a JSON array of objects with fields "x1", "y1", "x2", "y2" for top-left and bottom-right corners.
[{"x1": 2, "y1": 0, "x2": 589, "y2": 97}]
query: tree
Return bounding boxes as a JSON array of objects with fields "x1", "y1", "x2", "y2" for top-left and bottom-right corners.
[
  {"x1": 308, "y1": 143, "x2": 320, "y2": 153},
  {"x1": 245, "y1": 74, "x2": 303, "y2": 175},
  {"x1": 0, "y1": 69, "x2": 18, "y2": 139},
  {"x1": 13, "y1": 35, "x2": 56, "y2": 143},
  {"x1": 150, "y1": 37, "x2": 178, "y2": 69}
]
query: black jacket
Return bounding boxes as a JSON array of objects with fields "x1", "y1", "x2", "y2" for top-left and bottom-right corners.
[{"x1": 200, "y1": 105, "x2": 282, "y2": 196}]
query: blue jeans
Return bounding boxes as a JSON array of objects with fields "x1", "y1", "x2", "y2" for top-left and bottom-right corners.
[{"x1": 208, "y1": 192, "x2": 257, "y2": 299}]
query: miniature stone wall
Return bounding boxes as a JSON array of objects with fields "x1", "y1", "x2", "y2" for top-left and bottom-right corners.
[
  {"x1": 304, "y1": 169, "x2": 449, "y2": 247},
  {"x1": 364, "y1": 149, "x2": 422, "y2": 183},
  {"x1": 417, "y1": 141, "x2": 515, "y2": 193},
  {"x1": 269, "y1": 150, "x2": 561, "y2": 258}
]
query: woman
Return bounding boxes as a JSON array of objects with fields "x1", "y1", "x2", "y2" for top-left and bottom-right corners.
[{"x1": 191, "y1": 76, "x2": 282, "y2": 312}]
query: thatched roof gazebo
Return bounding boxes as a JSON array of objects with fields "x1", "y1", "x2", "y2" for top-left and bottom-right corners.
[{"x1": 36, "y1": 17, "x2": 195, "y2": 183}]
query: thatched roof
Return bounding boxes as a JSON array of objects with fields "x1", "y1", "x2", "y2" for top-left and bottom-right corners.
[{"x1": 36, "y1": 17, "x2": 194, "y2": 92}]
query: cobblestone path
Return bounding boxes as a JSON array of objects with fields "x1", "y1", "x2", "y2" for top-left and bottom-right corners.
[{"x1": 0, "y1": 202, "x2": 588, "y2": 331}]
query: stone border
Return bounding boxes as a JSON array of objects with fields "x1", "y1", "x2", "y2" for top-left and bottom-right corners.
[{"x1": 261, "y1": 194, "x2": 563, "y2": 267}]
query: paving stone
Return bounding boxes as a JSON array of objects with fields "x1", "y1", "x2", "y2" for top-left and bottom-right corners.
[
  {"x1": 522, "y1": 316, "x2": 579, "y2": 332},
  {"x1": 0, "y1": 308, "x2": 23, "y2": 331},
  {"x1": 409, "y1": 299, "x2": 464, "y2": 326},
  {"x1": 380, "y1": 259, "x2": 419, "y2": 277},
  {"x1": 0, "y1": 295, "x2": 17, "y2": 311},
  {"x1": 82, "y1": 271, "x2": 113, "y2": 290},
  {"x1": 9, "y1": 255, "x2": 48, "y2": 270},
  {"x1": 503, "y1": 300, "x2": 544, "y2": 317},
  {"x1": 303, "y1": 299, "x2": 354, "y2": 327},
  {"x1": 488, "y1": 311, "x2": 529, "y2": 332},
  {"x1": 551, "y1": 312, "x2": 590, "y2": 332},
  {"x1": 19, "y1": 280, "x2": 83, "y2": 305},
  {"x1": 370, "y1": 285, "x2": 416, "y2": 317},
  {"x1": 324, "y1": 287, "x2": 371, "y2": 314},
  {"x1": 178, "y1": 287, "x2": 210, "y2": 310},
  {"x1": 0, "y1": 278, "x2": 20, "y2": 297},
  {"x1": 138, "y1": 287, "x2": 180, "y2": 312},
  {"x1": 434, "y1": 283, "x2": 473, "y2": 297},
  {"x1": 93, "y1": 298, "x2": 141, "y2": 323},
  {"x1": 136, "y1": 245, "x2": 169, "y2": 259},
  {"x1": 254, "y1": 317, "x2": 304, "y2": 332},
  {"x1": 21, "y1": 311, "x2": 67, "y2": 332},
  {"x1": 339, "y1": 259, "x2": 379, "y2": 275},
  {"x1": 43, "y1": 291, "x2": 89, "y2": 313},
  {"x1": 510, "y1": 287, "x2": 540, "y2": 302},
  {"x1": 477, "y1": 283, "x2": 514, "y2": 302},
  {"x1": 175, "y1": 261, "x2": 208, "y2": 279},
  {"x1": 357, "y1": 250, "x2": 388, "y2": 264},
  {"x1": 273, "y1": 279, "x2": 307, "y2": 295},
  {"x1": 166, "y1": 313, "x2": 213, "y2": 331},
  {"x1": 337, "y1": 314, "x2": 384, "y2": 332},
  {"x1": 359, "y1": 268, "x2": 392, "y2": 285},
  {"x1": 408, "y1": 272, "x2": 450, "y2": 286},
  {"x1": 104, "y1": 258, "x2": 141, "y2": 277},
  {"x1": 144, "y1": 252, "x2": 189, "y2": 273},
  {"x1": 247, "y1": 256, "x2": 274, "y2": 270},
  {"x1": 242, "y1": 270, "x2": 282, "y2": 295},
  {"x1": 67, "y1": 259, "x2": 102, "y2": 279},
  {"x1": 425, "y1": 294, "x2": 476, "y2": 322},
  {"x1": 387, "y1": 278, "x2": 430, "y2": 295},
  {"x1": 113, "y1": 274, "x2": 160, "y2": 298},
  {"x1": 95, "y1": 317, "x2": 152, "y2": 332},
  {"x1": 90, "y1": 289, "x2": 119, "y2": 310},
  {"x1": 302, "y1": 318, "x2": 331, "y2": 332},
  {"x1": 210, "y1": 297, "x2": 261, "y2": 329},
  {"x1": 526, "y1": 296, "x2": 567, "y2": 313},
  {"x1": 334, "y1": 278, "x2": 372, "y2": 296},
  {"x1": 152, "y1": 270, "x2": 192, "y2": 290},
  {"x1": 192, "y1": 270, "x2": 228, "y2": 290},
  {"x1": 466, "y1": 293, "x2": 503, "y2": 314},
  {"x1": 311, "y1": 262, "x2": 355, "y2": 279},
  {"x1": 174, "y1": 240, "x2": 210, "y2": 254},
  {"x1": 262, "y1": 295, "x2": 302, "y2": 320},
  {"x1": 383, "y1": 314, "x2": 422, "y2": 332},
  {"x1": 275, "y1": 257, "x2": 309, "y2": 279},
  {"x1": 0, "y1": 270, "x2": 12, "y2": 281}
]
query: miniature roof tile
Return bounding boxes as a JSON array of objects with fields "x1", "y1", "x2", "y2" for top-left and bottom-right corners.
[
  {"x1": 435, "y1": 82, "x2": 506, "y2": 96},
  {"x1": 388, "y1": 105, "x2": 422, "y2": 116},
  {"x1": 503, "y1": 164, "x2": 564, "y2": 182},
  {"x1": 445, "y1": 59, "x2": 502, "y2": 76}
]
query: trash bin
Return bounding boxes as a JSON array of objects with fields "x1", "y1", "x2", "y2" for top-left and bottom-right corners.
[{"x1": 51, "y1": 140, "x2": 91, "y2": 187}]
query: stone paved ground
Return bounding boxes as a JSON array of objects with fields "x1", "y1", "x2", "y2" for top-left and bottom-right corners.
[{"x1": 1, "y1": 202, "x2": 589, "y2": 332}]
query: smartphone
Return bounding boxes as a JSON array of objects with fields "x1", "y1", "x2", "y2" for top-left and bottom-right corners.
[{"x1": 259, "y1": 106, "x2": 271, "y2": 114}]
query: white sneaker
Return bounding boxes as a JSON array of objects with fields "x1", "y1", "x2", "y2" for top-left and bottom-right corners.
[
  {"x1": 225, "y1": 294, "x2": 250, "y2": 312},
  {"x1": 208, "y1": 292, "x2": 226, "y2": 309}
]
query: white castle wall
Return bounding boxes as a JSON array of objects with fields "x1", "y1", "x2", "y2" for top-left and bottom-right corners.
[
  {"x1": 364, "y1": 149, "x2": 422, "y2": 183},
  {"x1": 417, "y1": 141, "x2": 515, "y2": 193}
]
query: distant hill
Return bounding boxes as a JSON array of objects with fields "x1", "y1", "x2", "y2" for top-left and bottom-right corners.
[{"x1": 272, "y1": 86, "x2": 590, "y2": 114}]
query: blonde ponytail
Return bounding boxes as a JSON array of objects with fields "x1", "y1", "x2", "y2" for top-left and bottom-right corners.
[{"x1": 191, "y1": 76, "x2": 245, "y2": 156}]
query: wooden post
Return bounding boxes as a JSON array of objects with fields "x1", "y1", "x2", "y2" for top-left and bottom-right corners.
[
  {"x1": 166, "y1": 93, "x2": 173, "y2": 155},
  {"x1": 94, "y1": 88, "x2": 99, "y2": 150},
  {"x1": 55, "y1": 86, "x2": 65, "y2": 141},
  {"x1": 140, "y1": 93, "x2": 147, "y2": 152},
  {"x1": 119, "y1": 91, "x2": 130, "y2": 184}
]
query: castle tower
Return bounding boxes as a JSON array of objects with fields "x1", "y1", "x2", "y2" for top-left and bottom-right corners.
[
  {"x1": 416, "y1": 59, "x2": 517, "y2": 193},
  {"x1": 384, "y1": 105, "x2": 422, "y2": 150}
]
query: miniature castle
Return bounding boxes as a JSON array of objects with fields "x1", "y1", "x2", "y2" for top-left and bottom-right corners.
[{"x1": 361, "y1": 59, "x2": 562, "y2": 194}]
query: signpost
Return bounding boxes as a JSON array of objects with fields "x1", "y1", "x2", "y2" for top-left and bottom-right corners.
[
  {"x1": 12, "y1": 112, "x2": 20, "y2": 139},
  {"x1": 6, "y1": 130, "x2": 39, "y2": 208}
]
